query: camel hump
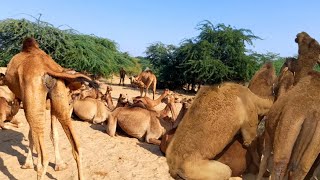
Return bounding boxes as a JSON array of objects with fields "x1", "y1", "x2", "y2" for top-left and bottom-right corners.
[{"x1": 22, "y1": 37, "x2": 39, "y2": 52}]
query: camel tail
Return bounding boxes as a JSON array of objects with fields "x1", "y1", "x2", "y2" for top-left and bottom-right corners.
[{"x1": 46, "y1": 68, "x2": 99, "y2": 89}]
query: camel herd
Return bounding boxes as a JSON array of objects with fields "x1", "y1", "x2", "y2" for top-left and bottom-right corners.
[{"x1": 1, "y1": 32, "x2": 320, "y2": 180}]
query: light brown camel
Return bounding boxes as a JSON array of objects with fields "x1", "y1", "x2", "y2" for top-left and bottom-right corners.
[
  {"x1": 257, "y1": 32, "x2": 320, "y2": 180},
  {"x1": 106, "y1": 94, "x2": 176, "y2": 145},
  {"x1": 0, "y1": 97, "x2": 21, "y2": 129},
  {"x1": 134, "y1": 70, "x2": 157, "y2": 100},
  {"x1": 133, "y1": 89, "x2": 170, "y2": 109},
  {"x1": 5, "y1": 37, "x2": 98, "y2": 180},
  {"x1": 166, "y1": 83, "x2": 274, "y2": 180},
  {"x1": 159, "y1": 97, "x2": 193, "y2": 154},
  {"x1": 79, "y1": 87, "x2": 103, "y2": 100},
  {"x1": 72, "y1": 96, "x2": 112, "y2": 124}
]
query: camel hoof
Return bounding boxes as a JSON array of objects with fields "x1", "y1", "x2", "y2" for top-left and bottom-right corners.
[
  {"x1": 55, "y1": 162, "x2": 68, "y2": 171},
  {"x1": 21, "y1": 164, "x2": 34, "y2": 169}
]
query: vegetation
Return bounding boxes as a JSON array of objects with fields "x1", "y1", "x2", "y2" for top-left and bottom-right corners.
[
  {"x1": 0, "y1": 17, "x2": 294, "y2": 90},
  {"x1": 0, "y1": 18, "x2": 141, "y2": 77}
]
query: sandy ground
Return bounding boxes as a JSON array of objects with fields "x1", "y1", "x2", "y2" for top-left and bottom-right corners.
[{"x1": 0, "y1": 75, "x2": 265, "y2": 180}]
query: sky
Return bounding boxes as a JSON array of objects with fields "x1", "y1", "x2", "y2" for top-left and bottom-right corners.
[{"x1": 1, "y1": 0, "x2": 320, "y2": 57}]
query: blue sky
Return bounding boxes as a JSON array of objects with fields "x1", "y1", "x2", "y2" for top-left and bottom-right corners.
[{"x1": 1, "y1": 1, "x2": 320, "y2": 57}]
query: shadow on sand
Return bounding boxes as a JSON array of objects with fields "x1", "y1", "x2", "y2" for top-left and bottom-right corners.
[{"x1": 0, "y1": 129, "x2": 57, "y2": 180}]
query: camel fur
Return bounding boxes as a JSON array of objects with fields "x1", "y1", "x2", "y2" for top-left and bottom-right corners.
[
  {"x1": 72, "y1": 96, "x2": 111, "y2": 124},
  {"x1": 257, "y1": 32, "x2": 320, "y2": 180},
  {"x1": 106, "y1": 93, "x2": 177, "y2": 145},
  {"x1": 134, "y1": 70, "x2": 157, "y2": 100},
  {"x1": 133, "y1": 89, "x2": 170, "y2": 109},
  {"x1": 4, "y1": 37, "x2": 98, "y2": 180},
  {"x1": 166, "y1": 82, "x2": 274, "y2": 180},
  {"x1": 0, "y1": 97, "x2": 21, "y2": 130},
  {"x1": 119, "y1": 67, "x2": 126, "y2": 86}
]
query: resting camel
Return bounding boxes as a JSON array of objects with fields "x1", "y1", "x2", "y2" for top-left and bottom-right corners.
[
  {"x1": 257, "y1": 32, "x2": 320, "y2": 180},
  {"x1": 134, "y1": 70, "x2": 157, "y2": 100},
  {"x1": 5, "y1": 37, "x2": 98, "y2": 180},
  {"x1": 72, "y1": 96, "x2": 112, "y2": 124},
  {"x1": 106, "y1": 93, "x2": 177, "y2": 145},
  {"x1": 119, "y1": 67, "x2": 126, "y2": 86},
  {"x1": 0, "y1": 97, "x2": 21, "y2": 129},
  {"x1": 133, "y1": 89, "x2": 170, "y2": 109},
  {"x1": 79, "y1": 87, "x2": 103, "y2": 100},
  {"x1": 166, "y1": 83, "x2": 274, "y2": 180}
]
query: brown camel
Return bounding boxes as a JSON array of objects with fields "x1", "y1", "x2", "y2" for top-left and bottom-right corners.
[
  {"x1": 166, "y1": 83, "x2": 274, "y2": 180},
  {"x1": 0, "y1": 97, "x2": 21, "y2": 129},
  {"x1": 257, "y1": 32, "x2": 320, "y2": 180},
  {"x1": 119, "y1": 67, "x2": 126, "y2": 86},
  {"x1": 133, "y1": 89, "x2": 170, "y2": 109},
  {"x1": 134, "y1": 70, "x2": 157, "y2": 100},
  {"x1": 159, "y1": 97, "x2": 193, "y2": 154},
  {"x1": 5, "y1": 37, "x2": 98, "y2": 180},
  {"x1": 79, "y1": 87, "x2": 103, "y2": 100},
  {"x1": 106, "y1": 94, "x2": 177, "y2": 145},
  {"x1": 72, "y1": 96, "x2": 112, "y2": 124}
]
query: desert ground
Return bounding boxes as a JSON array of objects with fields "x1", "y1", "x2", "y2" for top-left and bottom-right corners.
[{"x1": 0, "y1": 75, "x2": 264, "y2": 180}]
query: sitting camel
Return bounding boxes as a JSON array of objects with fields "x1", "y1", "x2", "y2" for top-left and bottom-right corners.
[
  {"x1": 106, "y1": 93, "x2": 177, "y2": 145},
  {"x1": 133, "y1": 89, "x2": 170, "y2": 109},
  {"x1": 0, "y1": 97, "x2": 21, "y2": 129},
  {"x1": 4, "y1": 37, "x2": 98, "y2": 180},
  {"x1": 72, "y1": 96, "x2": 112, "y2": 124},
  {"x1": 166, "y1": 83, "x2": 274, "y2": 180},
  {"x1": 134, "y1": 70, "x2": 157, "y2": 100}
]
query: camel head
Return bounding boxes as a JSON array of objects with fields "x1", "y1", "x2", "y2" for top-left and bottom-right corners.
[
  {"x1": 106, "y1": 85, "x2": 113, "y2": 93},
  {"x1": 0, "y1": 73, "x2": 5, "y2": 86},
  {"x1": 295, "y1": 32, "x2": 320, "y2": 65}
]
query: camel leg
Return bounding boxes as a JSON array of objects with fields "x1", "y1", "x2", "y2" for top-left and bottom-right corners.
[
  {"x1": 146, "y1": 138, "x2": 161, "y2": 145},
  {"x1": 139, "y1": 87, "x2": 143, "y2": 97},
  {"x1": 179, "y1": 159, "x2": 232, "y2": 180},
  {"x1": 50, "y1": 115, "x2": 68, "y2": 171},
  {"x1": 152, "y1": 80, "x2": 157, "y2": 100},
  {"x1": 257, "y1": 131, "x2": 272, "y2": 180},
  {"x1": 289, "y1": 118, "x2": 320, "y2": 179},
  {"x1": 240, "y1": 118, "x2": 258, "y2": 146},
  {"x1": 271, "y1": 115, "x2": 304, "y2": 180},
  {"x1": 144, "y1": 81, "x2": 152, "y2": 98},
  {"x1": 21, "y1": 129, "x2": 35, "y2": 169},
  {"x1": 106, "y1": 114, "x2": 117, "y2": 137},
  {"x1": 50, "y1": 80, "x2": 84, "y2": 180},
  {"x1": 23, "y1": 89, "x2": 48, "y2": 180}
]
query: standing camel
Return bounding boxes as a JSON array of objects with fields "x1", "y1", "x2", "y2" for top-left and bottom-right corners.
[
  {"x1": 134, "y1": 70, "x2": 157, "y2": 100},
  {"x1": 5, "y1": 37, "x2": 98, "y2": 180},
  {"x1": 119, "y1": 67, "x2": 126, "y2": 86}
]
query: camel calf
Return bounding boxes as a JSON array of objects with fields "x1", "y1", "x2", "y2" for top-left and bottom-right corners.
[
  {"x1": 166, "y1": 83, "x2": 274, "y2": 180},
  {"x1": 0, "y1": 97, "x2": 21, "y2": 129}
]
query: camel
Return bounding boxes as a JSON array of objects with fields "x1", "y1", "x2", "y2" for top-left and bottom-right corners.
[
  {"x1": 72, "y1": 96, "x2": 112, "y2": 124},
  {"x1": 4, "y1": 37, "x2": 98, "y2": 180},
  {"x1": 106, "y1": 93, "x2": 177, "y2": 145},
  {"x1": 134, "y1": 70, "x2": 157, "y2": 100},
  {"x1": 257, "y1": 32, "x2": 320, "y2": 180},
  {"x1": 119, "y1": 67, "x2": 126, "y2": 86},
  {"x1": 166, "y1": 83, "x2": 274, "y2": 180},
  {"x1": 159, "y1": 97, "x2": 193, "y2": 154},
  {"x1": 79, "y1": 87, "x2": 103, "y2": 100},
  {"x1": 0, "y1": 97, "x2": 21, "y2": 129},
  {"x1": 133, "y1": 89, "x2": 170, "y2": 109}
]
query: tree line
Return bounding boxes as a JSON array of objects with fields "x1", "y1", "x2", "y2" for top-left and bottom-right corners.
[{"x1": 0, "y1": 18, "x2": 293, "y2": 90}]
